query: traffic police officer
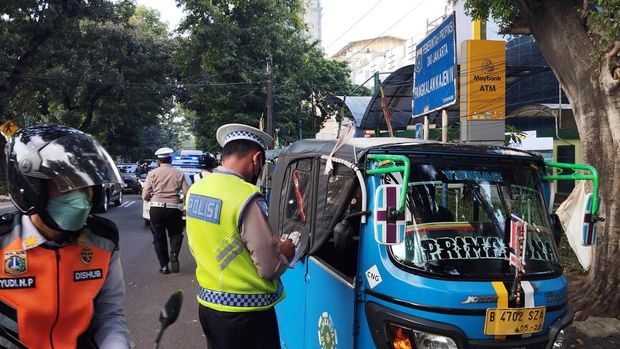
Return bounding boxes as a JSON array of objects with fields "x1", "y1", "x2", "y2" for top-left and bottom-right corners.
[
  {"x1": 0, "y1": 125, "x2": 133, "y2": 348},
  {"x1": 141, "y1": 147, "x2": 189, "y2": 274},
  {"x1": 185, "y1": 124, "x2": 295, "y2": 349}
]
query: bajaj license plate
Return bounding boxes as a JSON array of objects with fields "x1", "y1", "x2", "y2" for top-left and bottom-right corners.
[{"x1": 484, "y1": 307, "x2": 546, "y2": 335}]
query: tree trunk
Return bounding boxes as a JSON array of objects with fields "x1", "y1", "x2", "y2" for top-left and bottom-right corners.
[
  {"x1": 80, "y1": 84, "x2": 115, "y2": 131},
  {"x1": 519, "y1": 0, "x2": 620, "y2": 319}
]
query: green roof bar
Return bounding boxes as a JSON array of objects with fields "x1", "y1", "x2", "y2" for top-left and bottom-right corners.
[
  {"x1": 543, "y1": 161, "x2": 600, "y2": 218},
  {"x1": 366, "y1": 154, "x2": 411, "y2": 212}
]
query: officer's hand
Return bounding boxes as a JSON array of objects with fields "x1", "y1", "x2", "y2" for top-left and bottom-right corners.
[{"x1": 279, "y1": 239, "x2": 295, "y2": 261}]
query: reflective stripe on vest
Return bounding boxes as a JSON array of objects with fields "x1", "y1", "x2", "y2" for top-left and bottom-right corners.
[
  {"x1": 215, "y1": 235, "x2": 245, "y2": 270},
  {"x1": 197, "y1": 284, "x2": 283, "y2": 308}
]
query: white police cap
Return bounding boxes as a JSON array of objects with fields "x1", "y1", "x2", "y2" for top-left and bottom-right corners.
[
  {"x1": 216, "y1": 124, "x2": 273, "y2": 150},
  {"x1": 154, "y1": 147, "x2": 174, "y2": 158}
]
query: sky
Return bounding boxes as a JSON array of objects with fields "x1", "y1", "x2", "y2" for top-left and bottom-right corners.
[
  {"x1": 136, "y1": 0, "x2": 449, "y2": 56},
  {"x1": 321, "y1": 0, "x2": 448, "y2": 56}
]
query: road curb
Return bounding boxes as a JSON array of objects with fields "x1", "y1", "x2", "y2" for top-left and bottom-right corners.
[
  {"x1": 568, "y1": 317, "x2": 620, "y2": 348},
  {"x1": 573, "y1": 317, "x2": 620, "y2": 337}
]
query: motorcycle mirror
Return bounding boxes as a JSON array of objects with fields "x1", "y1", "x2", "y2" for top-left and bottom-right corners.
[
  {"x1": 155, "y1": 290, "x2": 184, "y2": 349},
  {"x1": 160, "y1": 290, "x2": 184, "y2": 328}
]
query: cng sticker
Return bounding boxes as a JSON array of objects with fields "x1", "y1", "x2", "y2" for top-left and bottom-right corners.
[
  {"x1": 365, "y1": 264, "x2": 382, "y2": 289},
  {"x1": 318, "y1": 312, "x2": 337, "y2": 349}
]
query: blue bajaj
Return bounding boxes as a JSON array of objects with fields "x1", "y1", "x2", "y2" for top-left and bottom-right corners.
[{"x1": 268, "y1": 138, "x2": 599, "y2": 349}]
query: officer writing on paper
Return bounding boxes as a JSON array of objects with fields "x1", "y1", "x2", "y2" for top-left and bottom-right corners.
[
  {"x1": 0, "y1": 125, "x2": 133, "y2": 348},
  {"x1": 185, "y1": 124, "x2": 295, "y2": 349},
  {"x1": 142, "y1": 147, "x2": 189, "y2": 274}
]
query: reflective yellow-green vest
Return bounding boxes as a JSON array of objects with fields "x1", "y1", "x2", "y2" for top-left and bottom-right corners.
[{"x1": 185, "y1": 171, "x2": 284, "y2": 312}]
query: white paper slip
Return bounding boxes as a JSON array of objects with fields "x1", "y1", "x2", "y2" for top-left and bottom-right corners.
[{"x1": 281, "y1": 231, "x2": 302, "y2": 268}]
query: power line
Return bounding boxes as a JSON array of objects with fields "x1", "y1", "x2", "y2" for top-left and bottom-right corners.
[
  {"x1": 12, "y1": 73, "x2": 265, "y2": 89},
  {"x1": 344, "y1": 0, "x2": 430, "y2": 61},
  {"x1": 324, "y1": 0, "x2": 385, "y2": 52}
]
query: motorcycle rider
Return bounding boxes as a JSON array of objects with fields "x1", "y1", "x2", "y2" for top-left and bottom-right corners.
[
  {"x1": 0, "y1": 125, "x2": 133, "y2": 348},
  {"x1": 192, "y1": 152, "x2": 218, "y2": 183}
]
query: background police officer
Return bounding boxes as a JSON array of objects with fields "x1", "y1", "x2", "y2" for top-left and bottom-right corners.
[
  {"x1": 185, "y1": 124, "x2": 294, "y2": 349},
  {"x1": 0, "y1": 125, "x2": 133, "y2": 348},
  {"x1": 141, "y1": 147, "x2": 189, "y2": 274},
  {"x1": 192, "y1": 152, "x2": 217, "y2": 183}
]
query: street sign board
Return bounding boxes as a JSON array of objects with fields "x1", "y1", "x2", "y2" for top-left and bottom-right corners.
[
  {"x1": 459, "y1": 39, "x2": 506, "y2": 144},
  {"x1": 460, "y1": 40, "x2": 506, "y2": 121},
  {"x1": 413, "y1": 13, "x2": 457, "y2": 117},
  {"x1": 0, "y1": 120, "x2": 19, "y2": 137}
]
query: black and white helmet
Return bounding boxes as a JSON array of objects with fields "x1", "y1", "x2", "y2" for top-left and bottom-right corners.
[
  {"x1": 6, "y1": 125, "x2": 122, "y2": 214},
  {"x1": 199, "y1": 152, "x2": 218, "y2": 171}
]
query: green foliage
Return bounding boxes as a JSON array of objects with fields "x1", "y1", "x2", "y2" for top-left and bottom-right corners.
[
  {"x1": 0, "y1": 1, "x2": 184, "y2": 160},
  {"x1": 586, "y1": 0, "x2": 620, "y2": 54},
  {"x1": 1, "y1": 0, "x2": 367, "y2": 160},
  {"x1": 177, "y1": 0, "x2": 361, "y2": 149},
  {"x1": 458, "y1": 0, "x2": 620, "y2": 55},
  {"x1": 455, "y1": 0, "x2": 520, "y2": 29},
  {"x1": 504, "y1": 124, "x2": 527, "y2": 146}
]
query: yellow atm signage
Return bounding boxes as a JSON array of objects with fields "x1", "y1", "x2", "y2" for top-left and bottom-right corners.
[{"x1": 460, "y1": 40, "x2": 506, "y2": 121}]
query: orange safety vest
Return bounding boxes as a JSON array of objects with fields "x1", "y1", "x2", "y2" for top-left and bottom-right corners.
[{"x1": 0, "y1": 213, "x2": 117, "y2": 349}]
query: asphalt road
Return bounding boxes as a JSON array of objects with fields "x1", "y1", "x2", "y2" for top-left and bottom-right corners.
[
  {"x1": 103, "y1": 194, "x2": 205, "y2": 349},
  {"x1": 0, "y1": 195, "x2": 205, "y2": 348}
]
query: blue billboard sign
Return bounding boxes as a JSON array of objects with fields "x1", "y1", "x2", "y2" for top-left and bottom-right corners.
[{"x1": 413, "y1": 13, "x2": 457, "y2": 117}]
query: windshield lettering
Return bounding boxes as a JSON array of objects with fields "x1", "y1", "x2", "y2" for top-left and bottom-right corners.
[
  {"x1": 389, "y1": 160, "x2": 561, "y2": 279},
  {"x1": 415, "y1": 235, "x2": 556, "y2": 262},
  {"x1": 442, "y1": 170, "x2": 503, "y2": 182}
]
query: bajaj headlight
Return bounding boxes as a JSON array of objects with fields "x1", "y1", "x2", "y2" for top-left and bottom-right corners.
[{"x1": 386, "y1": 323, "x2": 458, "y2": 349}]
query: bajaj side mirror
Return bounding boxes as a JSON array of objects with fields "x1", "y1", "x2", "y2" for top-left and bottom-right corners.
[
  {"x1": 373, "y1": 184, "x2": 406, "y2": 245},
  {"x1": 582, "y1": 193, "x2": 597, "y2": 246}
]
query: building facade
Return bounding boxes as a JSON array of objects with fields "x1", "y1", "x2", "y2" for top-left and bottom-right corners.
[
  {"x1": 303, "y1": 0, "x2": 322, "y2": 44},
  {"x1": 331, "y1": 36, "x2": 408, "y2": 85}
]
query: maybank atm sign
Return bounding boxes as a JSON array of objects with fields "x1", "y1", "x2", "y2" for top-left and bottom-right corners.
[
  {"x1": 460, "y1": 40, "x2": 506, "y2": 121},
  {"x1": 413, "y1": 13, "x2": 457, "y2": 117}
]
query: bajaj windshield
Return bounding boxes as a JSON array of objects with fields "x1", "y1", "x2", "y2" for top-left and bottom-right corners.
[{"x1": 389, "y1": 160, "x2": 561, "y2": 279}]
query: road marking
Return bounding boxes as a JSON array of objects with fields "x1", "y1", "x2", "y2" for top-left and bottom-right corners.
[{"x1": 121, "y1": 201, "x2": 136, "y2": 208}]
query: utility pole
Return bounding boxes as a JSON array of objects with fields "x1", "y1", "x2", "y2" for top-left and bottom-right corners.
[
  {"x1": 379, "y1": 85, "x2": 394, "y2": 137},
  {"x1": 311, "y1": 86, "x2": 316, "y2": 135},
  {"x1": 266, "y1": 56, "x2": 274, "y2": 138},
  {"x1": 296, "y1": 100, "x2": 302, "y2": 140}
]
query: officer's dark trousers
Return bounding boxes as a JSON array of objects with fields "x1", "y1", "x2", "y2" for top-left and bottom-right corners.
[
  {"x1": 199, "y1": 304, "x2": 280, "y2": 349},
  {"x1": 149, "y1": 206, "x2": 184, "y2": 268}
]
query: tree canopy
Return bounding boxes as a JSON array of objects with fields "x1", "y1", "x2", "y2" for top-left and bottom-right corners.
[
  {"x1": 1, "y1": 0, "x2": 366, "y2": 161},
  {"x1": 0, "y1": 1, "x2": 183, "y2": 161},
  {"x1": 176, "y1": 0, "x2": 365, "y2": 151}
]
